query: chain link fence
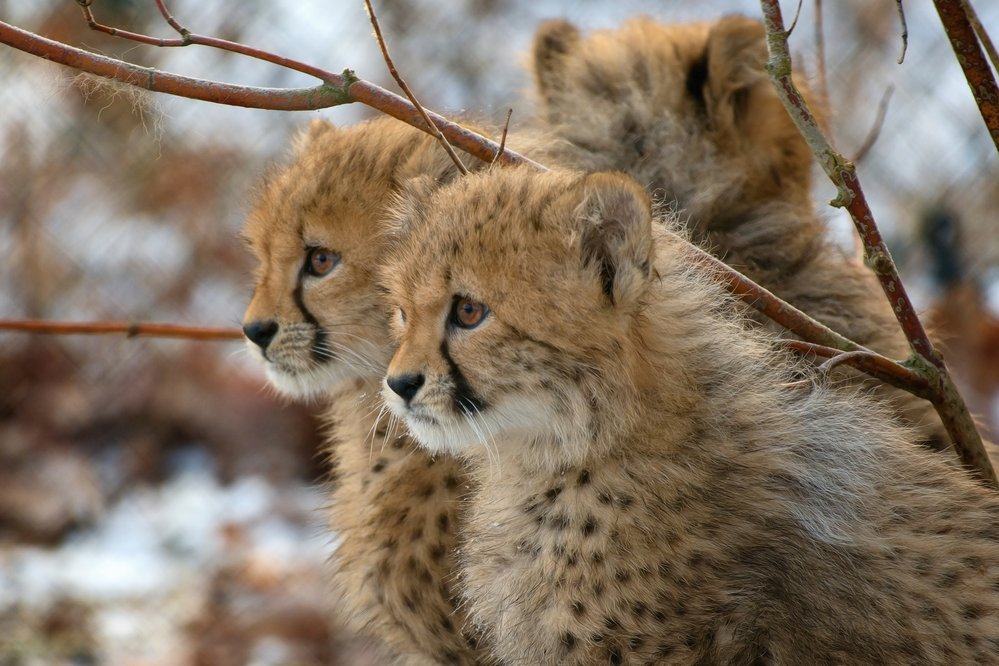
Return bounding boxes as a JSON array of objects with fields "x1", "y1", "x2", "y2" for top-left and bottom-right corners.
[{"x1": 1, "y1": 1, "x2": 997, "y2": 663}]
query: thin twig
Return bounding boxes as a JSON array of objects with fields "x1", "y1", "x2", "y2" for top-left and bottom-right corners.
[
  {"x1": 363, "y1": 0, "x2": 468, "y2": 175},
  {"x1": 960, "y1": 0, "x2": 999, "y2": 79},
  {"x1": 852, "y1": 85, "x2": 894, "y2": 162},
  {"x1": 895, "y1": 0, "x2": 909, "y2": 64},
  {"x1": 491, "y1": 108, "x2": 514, "y2": 167},
  {"x1": 813, "y1": 0, "x2": 828, "y2": 106},
  {"x1": 0, "y1": 319, "x2": 243, "y2": 341},
  {"x1": 932, "y1": 0, "x2": 999, "y2": 154},
  {"x1": 787, "y1": 0, "x2": 805, "y2": 36}
]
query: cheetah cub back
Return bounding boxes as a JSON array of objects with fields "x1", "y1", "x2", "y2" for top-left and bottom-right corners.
[{"x1": 382, "y1": 166, "x2": 999, "y2": 665}]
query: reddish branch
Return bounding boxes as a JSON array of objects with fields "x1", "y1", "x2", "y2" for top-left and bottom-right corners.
[
  {"x1": 759, "y1": 0, "x2": 995, "y2": 487},
  {"x1": 0, "y1": 18, "x2": 542, "y2": 169},
  {"x1": 932, "y1": 0, "x2": 999, "y2": 155},
  {"x1": 0, "y1": 319, "x2": 242, "y2": 341}
]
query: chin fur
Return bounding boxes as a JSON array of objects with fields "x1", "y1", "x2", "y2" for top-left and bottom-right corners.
[{"x1": 264, "y1": 360, "x2": 368, "y2": 402}]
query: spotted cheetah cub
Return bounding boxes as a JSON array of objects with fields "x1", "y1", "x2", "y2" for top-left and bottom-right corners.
[
  {"x1": 242, "y1": 117, "x2": 484, "y2": 665},
  {"x1": 382, "y1": 166, "x2": 999, "y2": 665}
]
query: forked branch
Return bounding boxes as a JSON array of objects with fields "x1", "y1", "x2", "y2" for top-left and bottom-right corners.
[{"x1": 758, "y1": 0, "x2": 996, "y2": 487}]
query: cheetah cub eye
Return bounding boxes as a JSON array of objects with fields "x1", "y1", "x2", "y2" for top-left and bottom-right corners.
[
  {"x1": 450, "y1": 296, "x2": 489, "y2": 330},
  {"x1": 304, "y1": 246, "x2": 340, "y2": 277}
]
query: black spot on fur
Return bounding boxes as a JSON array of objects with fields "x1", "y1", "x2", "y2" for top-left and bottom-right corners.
[
  {"x1": 371, "y1": 459, "x2": 387, "y2": 473},
  {"x1": 444, "y1": 474, "x2": 461, "y2": 491},
  {"x1": 437, "y1": 512, "x2": 450, "y2": 532},
  {"x1": 576, "y1": 469, "x2": 591, "y2": 486},
  {"x1": 937, "y1": 570, "x2": 961, "y2": 588},
  {"x1": 545, "y1": 486, "x2": 563, "y2": 501},
  {"x1": 571, "y1": 600, "x2": 586, "y2": 617},
  {"x1": 582, "y1": 516, "x2": 598, "y2": 536},
  {"x1": 962, "y1": 604, "x2": 983, "y2": 620},
  {"x1": 562, "y1": 632, "x2": 577, "y2": 651}
]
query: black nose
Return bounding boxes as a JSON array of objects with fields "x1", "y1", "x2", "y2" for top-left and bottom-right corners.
[
  {"x1": 386, "y1": 373, "x2": 425, "y2": 403},
  {"x1": 243, "y1": 320, "x2": 279, "y2": 350}
]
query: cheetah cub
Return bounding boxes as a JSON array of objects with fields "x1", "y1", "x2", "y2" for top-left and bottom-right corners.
[
  {"x1": 382, "y1": 166, "x2": 999, "y2": 665},
  {"x1": 242, "y1": 117, "x2": 485, "y2": 665}
]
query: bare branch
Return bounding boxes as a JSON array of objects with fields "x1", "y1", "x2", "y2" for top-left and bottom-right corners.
[
  {"x1": 0, "y1": 319, "x2": 242, "y2": 341},
  {"x1": 759, "y1": 0, "x2": 996, "y2": 487},
  {"x1": 363, "y1": 0, "x2": 468, "y2": 175},
  {"x1": 759, "y1": 0, "x2": 935, "y2": 363},
  {"x1": 932, "y1": 0, "x2": 999, "y2": 155},
  {"x1": 813, "y1": 0, "x2": 828, "y2": 105},
  {"x1": 0, "y1": 18, "x2": 545, "y2": 169},
  {"x1": 852, "y1": 85, "x2": 894, "y2": 162},
  {"x1": 491, "y1": 109, "x2": 514, "y2": 167},
  {"x1": 780, "y1": 340, "x2": 932, "y2": 396},
  {"x1": 895, "y1": 0, "x2": 909, "y2": 64}
]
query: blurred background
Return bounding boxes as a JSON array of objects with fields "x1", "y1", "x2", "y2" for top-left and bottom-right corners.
[{"x1": 1, "y1": 0, "x2": 997, "y2": 663}]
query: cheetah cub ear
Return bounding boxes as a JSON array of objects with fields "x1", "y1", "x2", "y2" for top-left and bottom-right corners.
[
  {"x1": 577, "y1": 172, "x2": 654, "y2": 309},
  {"x1": 701, "y1": 15, "x2": 814, "y2": 191},
  {"x1": 531, "y1": 19, "x2": 582, "y2": 120}
]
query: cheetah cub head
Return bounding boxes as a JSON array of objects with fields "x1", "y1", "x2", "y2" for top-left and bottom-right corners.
[
  {"x1": 241, "y1": 117, "x2": 462, "y2": 399},
  {"x1": 381, "y1": 168, "x2": 655, "y2": 465}
]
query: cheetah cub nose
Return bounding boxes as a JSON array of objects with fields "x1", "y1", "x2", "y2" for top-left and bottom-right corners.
[
  {"x1": 386, "y1": 373, "x2": 425, "y2": 404},
  {"x1": 242, "y1": 320, "x2": 279, "y2": 351}
]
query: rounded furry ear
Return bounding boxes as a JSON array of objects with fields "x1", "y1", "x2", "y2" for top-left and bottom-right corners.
[
  {"x1": 577, "y1": 172, "x2": 654, "y2": 308},
  {"x1": 291, "y1": 118, "x2": 336, "y2": 155},
  {"x1": 532, "y1": 20, "x2": 582, "y2": 120},
  {"x1": 388, "y1": 174, "x2": 437, "y2": 237},
  {"x1": 701, "y1": 15, "x2": 813, "y2": 195}
]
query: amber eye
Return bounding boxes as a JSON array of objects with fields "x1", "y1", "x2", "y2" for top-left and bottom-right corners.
[
  {"x1": 305, "y1": 247, "x2": 340, "y2": 277},
  {"x1": 451, "y1": 297, "x2": 489, "y2": 329}
]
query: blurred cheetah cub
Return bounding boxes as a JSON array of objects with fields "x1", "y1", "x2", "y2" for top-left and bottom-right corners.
[{"x1": 382, "y1": 167, "x2": 999, "y2": 665}]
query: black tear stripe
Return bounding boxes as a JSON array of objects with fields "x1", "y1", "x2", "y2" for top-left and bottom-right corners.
[
  {"x1": 293, "y1": 277, "x2": 331, "y2": 364},
  {"x1": 439, "y1": 340, "x2": 486, "y2": 416}
]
